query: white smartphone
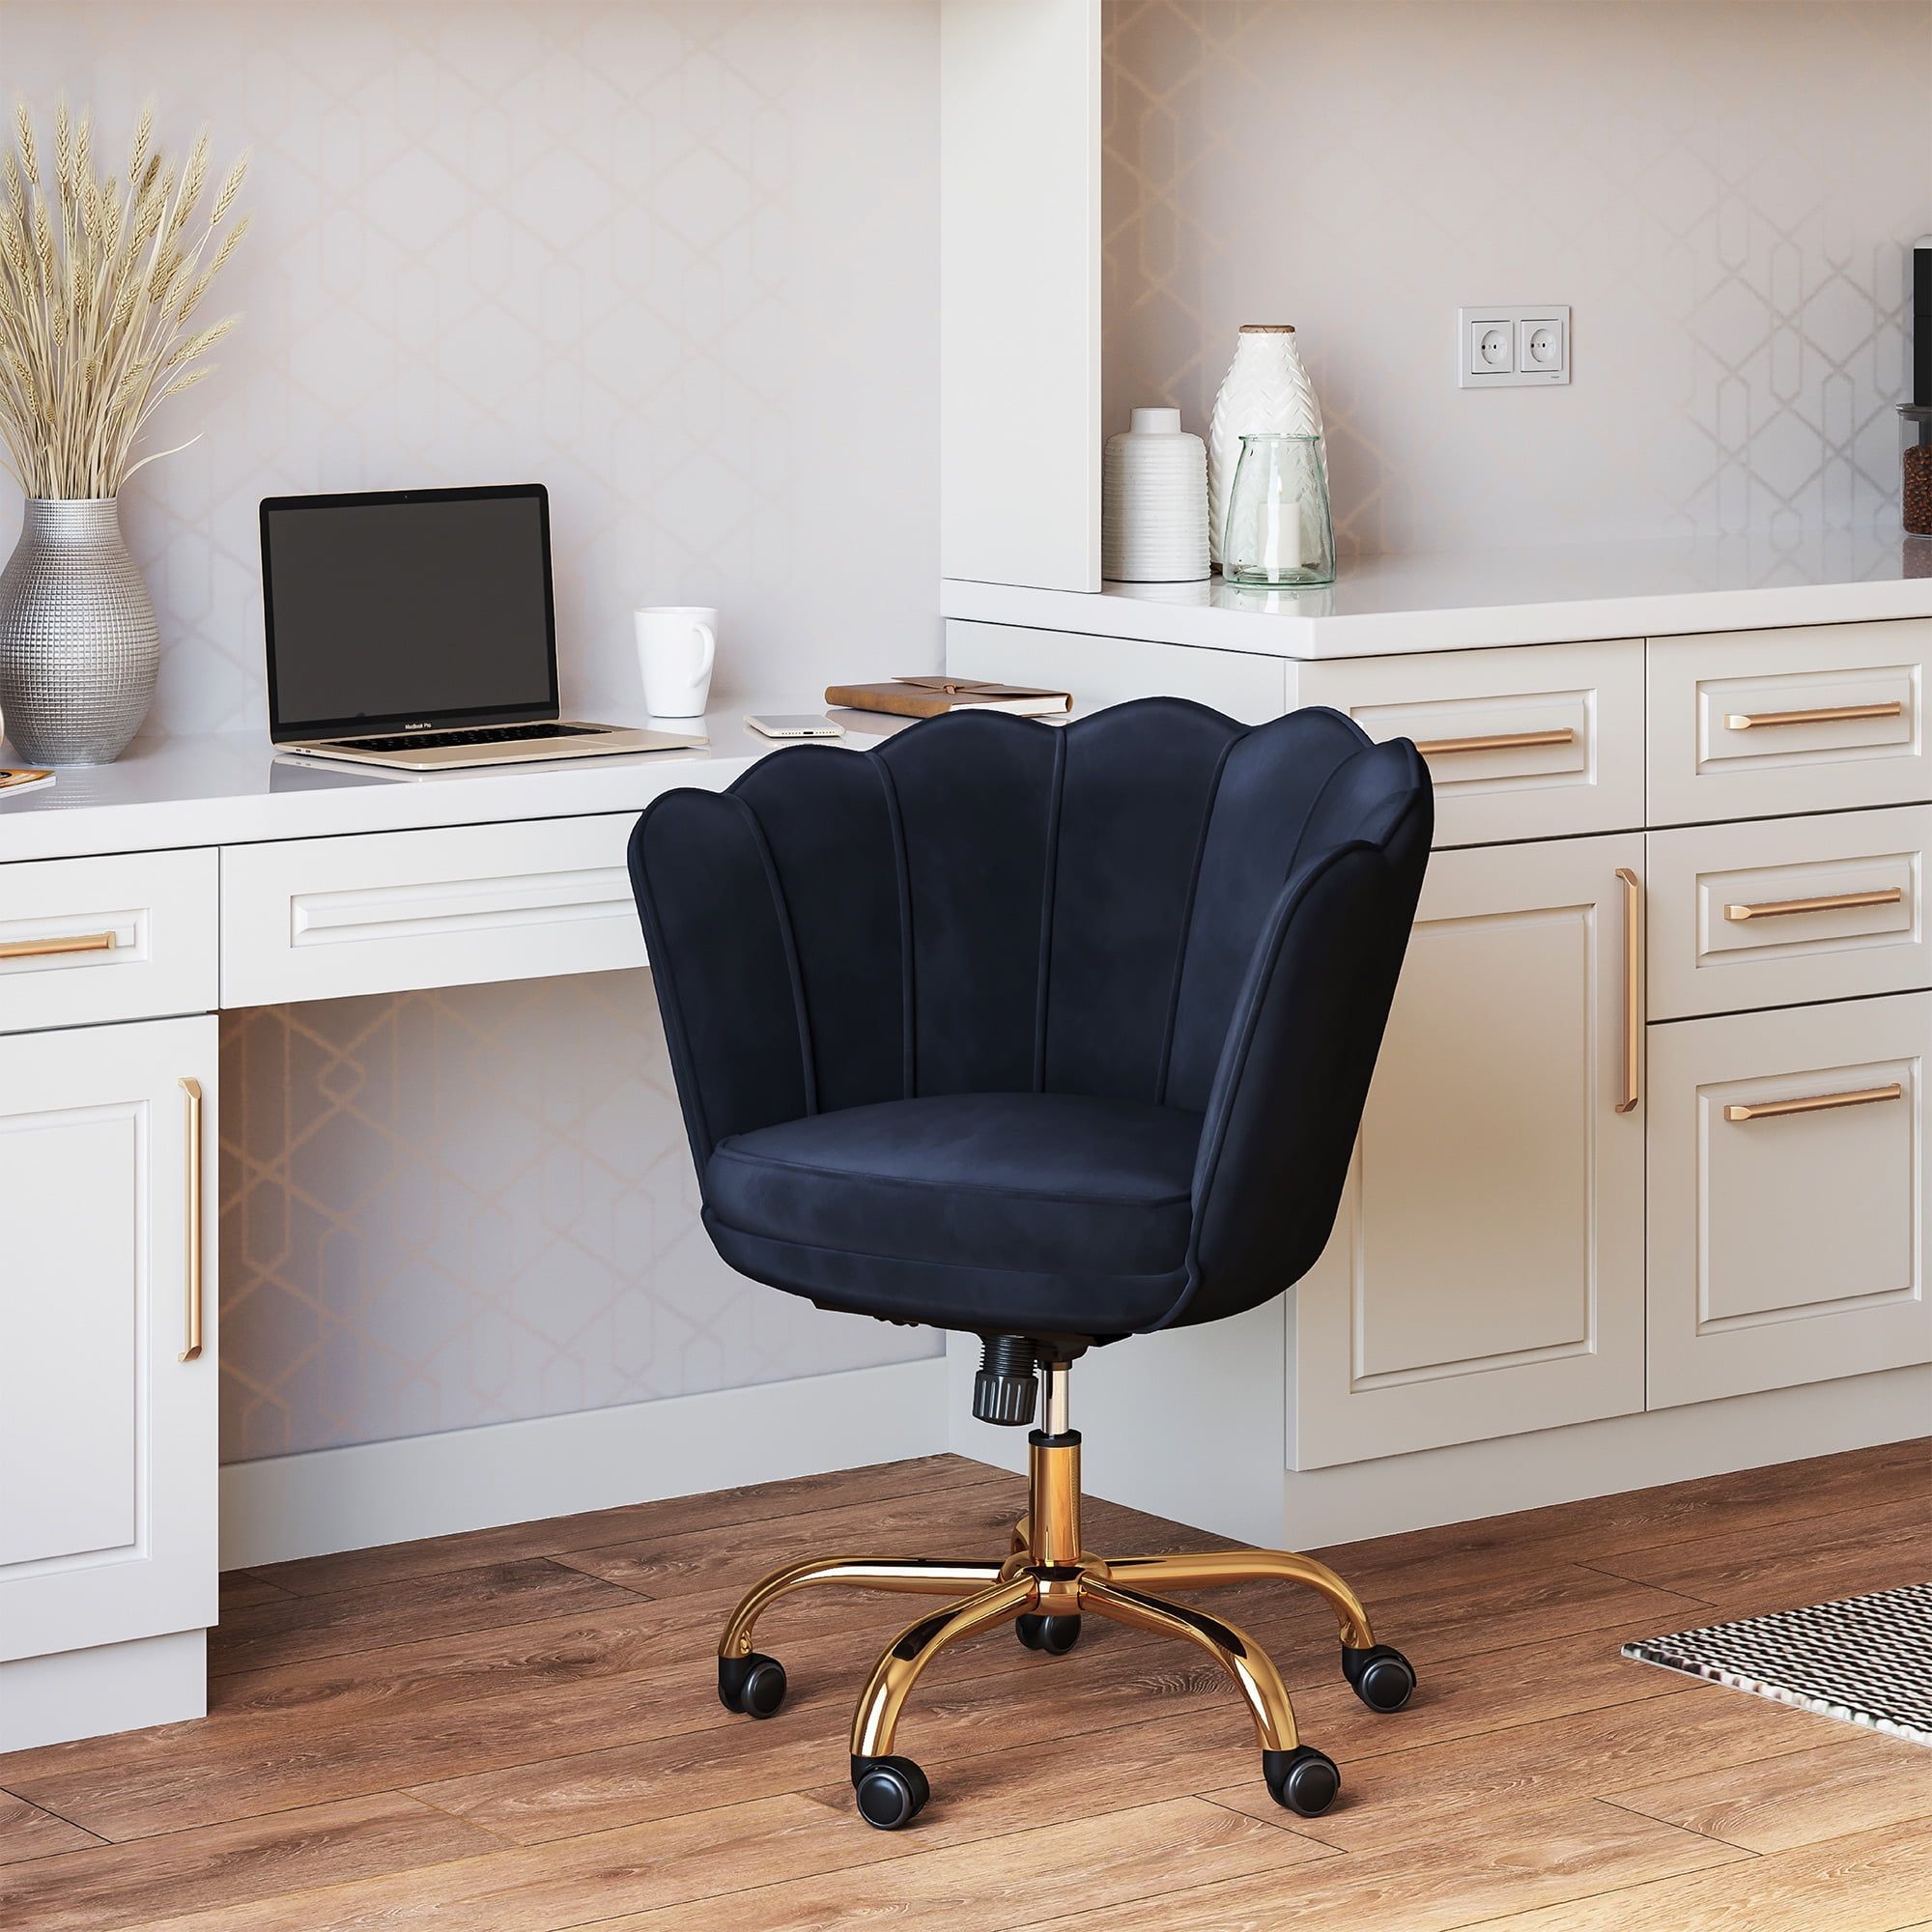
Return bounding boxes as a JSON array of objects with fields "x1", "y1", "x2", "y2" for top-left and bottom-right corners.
[{"x1": 745, "y1": 714, "x2": 845, "y2": 740}]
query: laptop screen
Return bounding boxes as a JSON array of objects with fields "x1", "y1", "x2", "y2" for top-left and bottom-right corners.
[{"x1": 261, "y1": 484, "x2": 558, "y2": 740}]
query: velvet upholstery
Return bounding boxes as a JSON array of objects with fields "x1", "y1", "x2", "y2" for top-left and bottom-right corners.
[{"x1": 628, "y1": 698, "x2": 1431, "y2": 1342}]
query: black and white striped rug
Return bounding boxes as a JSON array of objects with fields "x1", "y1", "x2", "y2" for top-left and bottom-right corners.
[{"x1": 1623, "y1": 1583, "x2": 1932, "y2": 1747}]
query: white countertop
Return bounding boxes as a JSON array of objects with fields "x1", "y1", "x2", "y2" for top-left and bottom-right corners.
[
  {"x1": 943, "y1": 533, "x2": 1932, "y2": 658},
  {"x1": 0, "y1": 707, "x2": 906, "y2": 863}
]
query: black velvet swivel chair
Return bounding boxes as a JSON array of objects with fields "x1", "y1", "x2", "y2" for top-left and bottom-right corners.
[{"x1": 628, "y1": 696, "x2": 1432, "y2": 1829}]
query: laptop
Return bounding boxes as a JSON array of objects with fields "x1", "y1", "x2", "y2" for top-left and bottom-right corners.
[{"x1": 260, "y1": 483, "x2": 704, "y2": 770}]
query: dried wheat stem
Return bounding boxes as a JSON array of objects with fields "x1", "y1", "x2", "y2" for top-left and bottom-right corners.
[{"x1": 0, "y1": 97, "x2": 246, "y2": 497}]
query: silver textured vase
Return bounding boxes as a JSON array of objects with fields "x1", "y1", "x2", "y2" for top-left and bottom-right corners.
[{"x1": 0, "y1": 497, "x2": 159, "y2": 765}]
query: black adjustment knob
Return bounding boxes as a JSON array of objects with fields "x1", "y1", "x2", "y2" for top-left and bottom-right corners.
[{"x1": 972, "y1": 1335, "x2": 1038, "y2": 1426}]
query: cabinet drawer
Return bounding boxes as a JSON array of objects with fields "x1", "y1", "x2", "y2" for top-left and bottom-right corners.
[
  {"x1": 1646, "y1": 992, "x2": 1930, "y2": 1409},
  {"x1": 222, "y1": 815, "x2": 645, "y2": 1006},
  {"x1": 1648, "y1": 619, "x2": 1929, "y2": 825},
  {"x1": 1647, "y1": 807, "x2": 1928, "y2": 1020},
  {"x1": 1294, "y1": 639, "x2": 1643, "y2": 845},
  {"x1": 0, "y1": 848, "x2": 217, "y2": 1034}
]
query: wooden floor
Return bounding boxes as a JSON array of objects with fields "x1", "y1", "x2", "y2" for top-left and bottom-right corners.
[{"x1": 4, "y1": 1440, "x2": 1931, "y2": 1931}]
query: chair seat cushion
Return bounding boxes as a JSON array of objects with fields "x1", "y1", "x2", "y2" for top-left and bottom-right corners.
[{"x1": 704, "y1": 1093, "x2": 1202, "y2": 1331}]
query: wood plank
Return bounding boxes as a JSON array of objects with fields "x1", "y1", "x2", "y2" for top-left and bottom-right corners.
[
  {"x1": 1155, "y1": 1556, "x2": 1706, "y2": 1682},
  {"x1": 0, "y1": 1790, "x2": 100, "y2": 1865},
  {"x1": 1603, "y1": 1733, "x2": 1932, "y2": 1854},
  {"x1": 3, "y1": 1575, "x2": 1151, "y2": 1839},
  {"x1": 597, "y1": 1796, "x2": 1329, "y2": 1932},
  {"x1": 209, "y1": 1557, "x2": 646, "y2": 1677},
  {"x1": 216, "y1": 1573, "x2": 292, "y2": 1611},
  {"x1": 1204, "y1": 1685, "x2": 1860, "y2": 1849},
  {"x1": 1580, "y1": 1494, "x2": 1932, "y2": 1610},
  {"x1": 0, "y1": 1593, "x2": 705, "y2": 1836},
  {"x1": 548, "y1": 1479, "x2": 1025, "y2": 1597},
  {"x1": 414, "y1": 1693, "x2": 1304, "y2": 1855},
  {"x1": 0, "y1": 1542, "x2": 1695, "y2": 1842},
  {"x1": 1005, "y1": 1799, "x2": 1745, "y2": 1932},
  {"x1": 1455, "y1": 1816, "x2": 1932, "y2": 1931},
  {"x1": 131, "y1": 1794, "x2": 1316, "y2": 1932},
  {"x1": 126, "y1": 1795, "x2": 900, "y2": 1932},
  {"x1": 7, "y1": 1440, "x2": 1924, "y2": 1931},
  {"x1": 248, "y1": 1454, "x2": 1004, "y2": 1597},
  {"x1": 0, "y1": 1792, "x2": 497, "y2": 1932},
  {"x1": 410, "y1": 1615, "x2": 1693, "y2": 1847}
]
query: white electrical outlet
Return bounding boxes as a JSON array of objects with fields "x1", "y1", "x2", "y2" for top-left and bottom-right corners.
[{"x1": 1458, "y1": 305, "x2": 1570, "y2": 387}]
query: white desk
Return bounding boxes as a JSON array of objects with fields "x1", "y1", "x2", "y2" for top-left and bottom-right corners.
[{"x1": 0, "y1": 710, "x2": 901, "y2": 1750}]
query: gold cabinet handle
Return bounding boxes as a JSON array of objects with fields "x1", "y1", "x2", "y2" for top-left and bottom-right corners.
[
  {"x1": 180, "y1": 1076, "x2": 204, "y2": 1362},
  {"x1": 0, "y1": 928, "x2": 116, "y2": 960},
  {"x1": 1724, "y1": 1082, "x2": 1903, "y2": 1123},
  {"x1": 1723, "y1": 700, "x2": 1904, "y2": 731},
  {"x1": 1616, "y1": 867, "x2": 1640, "y2": 1114},
  {"x1": 1414, "y1": 726, "x2": 1576, "y2": 757},
  {"x1": 1724, "y1": 886, "x2": 1904, "y2": 923}
]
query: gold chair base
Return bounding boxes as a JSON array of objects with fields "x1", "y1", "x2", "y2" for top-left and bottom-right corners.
[{"x1": 716, "y1": 1412, "x2": 1413, "y2": 1828}]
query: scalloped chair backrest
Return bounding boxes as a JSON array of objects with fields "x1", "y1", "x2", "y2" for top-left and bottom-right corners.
[
  {"x1": 716, "y1": 698, "x2": 1415, "y2": 1109},
  {"x1": 632, "y1": 696, "x2": 1432, "y2": 1331}
]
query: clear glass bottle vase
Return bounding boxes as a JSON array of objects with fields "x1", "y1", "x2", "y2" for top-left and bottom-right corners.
[{"x1": 1221, "y1": 433, "x2": 1336, "y2": 587}]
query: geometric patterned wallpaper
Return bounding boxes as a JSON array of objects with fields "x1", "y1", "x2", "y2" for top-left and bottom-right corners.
[
  {"x1": 1, "y1": 0, "x2": 942, "y2": 732},
  {"x1": 1104, "y1": 0, "x2": 1932, "y2": 559},
  {"x1": 1, "y1": 1, "x2": 947, "y2": 1461},
  {"x1": 218, "y1": 975, "x2": 935, "y2": 1462}
]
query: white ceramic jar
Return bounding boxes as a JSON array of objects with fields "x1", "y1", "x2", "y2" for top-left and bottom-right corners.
[
  {"x1": 1101, "y1": 407, "x2": 1209, "y2": 582},
  {"x1": 1207, "y1": 326, "x2": 1323, "y2": 571}
]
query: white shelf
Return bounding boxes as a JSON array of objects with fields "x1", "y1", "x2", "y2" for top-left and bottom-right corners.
[{"x1": 944, "y1": 534, "x2": 1932, "y2": 659}]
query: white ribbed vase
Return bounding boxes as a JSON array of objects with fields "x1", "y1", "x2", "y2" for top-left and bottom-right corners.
[
  {"x1": 1102, "y1": 407, "x2": 1209, "y2": 582},
  {"x1": 1207, "y1": 326, "x2": 1323, "y2": 571}
]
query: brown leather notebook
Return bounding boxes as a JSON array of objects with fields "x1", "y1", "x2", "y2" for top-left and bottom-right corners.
[{"x1": 823, "y1": 675, "x2": 1072, "y2": 720}]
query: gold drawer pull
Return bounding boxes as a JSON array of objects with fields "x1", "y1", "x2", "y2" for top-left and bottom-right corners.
[
  {"x1": 0, "y1": 928, "x2": 116, "y2": 960},
  {"x1": 1723, "y1": 700, "x2": 1904, "y2": 731},
  {"x1": 1724, "y1": 1082, "x2": 1903, "y2": 1123},
  {"x1": 180, "y1": 1077, "x2": 204, "y2": 1362},
  {"x1": 1414, "y1": 726, "x2": 1576, "y2": 757},
  {"x1": 1724, "y1": 886, "x2": 1904, "y2": 923},
  {"x1": 1616, "y1": 867, "x2": 1641, "y2": 1114}
]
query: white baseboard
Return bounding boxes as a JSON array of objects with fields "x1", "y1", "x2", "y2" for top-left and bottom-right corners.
[
  {"x1": 0, "y1": 1630, "x2": 206, "y2": 1753},
  {"x1": 946, "y1": 1330, "x2": 1931, "y2": 1550},
  {"x1": 1268, "y1": 1365, "x2": 1932, "y2": 1549},
  {"x1": 220, "y1": 1355, "x2": 951, "y2": 1570}
]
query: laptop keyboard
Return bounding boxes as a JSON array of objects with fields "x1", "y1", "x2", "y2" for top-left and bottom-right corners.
[{"x1": 326, "y1": 723, "x2": 610, "y2": 753}]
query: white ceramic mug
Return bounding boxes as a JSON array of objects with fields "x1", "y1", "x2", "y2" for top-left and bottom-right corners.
[{"x1": 634, "y1": 606, "x2": 717, "y2": 718}]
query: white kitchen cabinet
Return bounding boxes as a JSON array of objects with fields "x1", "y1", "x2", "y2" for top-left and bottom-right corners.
[
  {"x1": 1291, "y1": 835, "x2": 1648, "y2": 1466},
  {"x1": 0, "y1": 1015, "x2": 217, "y2": 1716},
  {"x1": 1647, "y1": 992, "x2": 1930, "y2": 1409}
]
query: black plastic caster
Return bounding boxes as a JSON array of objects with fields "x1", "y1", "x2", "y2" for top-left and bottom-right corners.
[
  {"x1": 851, "y1": 1754, "x2": 930, "y2": 1830},
  {"x1": 1016, "y1": 1613, "x2": 1081, "y2": 1655},
  {"x1": 1263, "y1": 1745, "x2": 1341, "y2": 1817},
  {"x1": 1342, "y1": 1643, "x2": 1415, "y2": 1713},
  {"x1": 718, "y1": 1652, "x2": 787, "y2": 1719}
]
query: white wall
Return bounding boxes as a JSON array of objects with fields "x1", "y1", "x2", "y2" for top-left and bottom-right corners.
[
  {"x1": 1104, "y1": 0, "x2": 1932, "y2": 557},
  {"x1": 0, "y1": 0, "x2": 946, "y2": 1463},
  {"x1": 1, "y1": 0, "x2": 942, "y2": 733}
]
